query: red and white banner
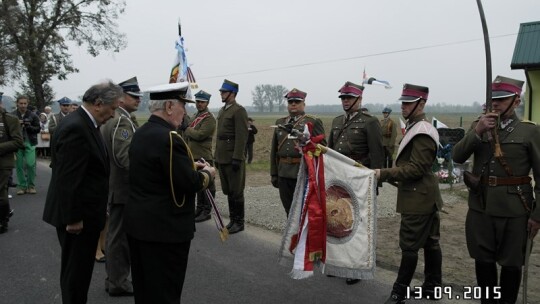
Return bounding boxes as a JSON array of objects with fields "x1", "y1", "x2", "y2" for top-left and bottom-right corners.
[{"x1": 279, "y1": 146, "x2": 377, "y2": 280}]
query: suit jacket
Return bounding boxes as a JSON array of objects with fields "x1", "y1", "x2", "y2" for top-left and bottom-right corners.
[
  {"x1": 453, "y1": 113, "x2": 540, "y2": 221},
  {"x1": 43, "y1": 107, "x2": 110, "y2": 231},
  {"x1": 124, "y1": 115, "x2": 210, "y2": 243},
  {"x1": 379, "y1": 114, "x2": 443, "y2": 214},
  {"x1": 101, "y1": 107, "x2": 138, "y2": 206},
  {"x1": 214, "y1": 101, "x2": 249, "y2": 164}
]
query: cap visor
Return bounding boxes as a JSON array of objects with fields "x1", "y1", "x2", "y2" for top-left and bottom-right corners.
[
  {"x1": 126, "y1": 91, "x2": 144, "y2": 97},
  {"x1": 492, "y1": 91, "x2": 516, "y2": 99},
  {"x1": 398, "y1": 96, "x2": 421, "y2": 102},
  {"x1": 339, "y1": 93, "x2": 360, "y2": 98}
]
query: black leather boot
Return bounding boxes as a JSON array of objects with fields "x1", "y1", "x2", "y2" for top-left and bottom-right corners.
[
  {"x1": 500, "y1": 266, "x2": 521, "y2": 304},
  {"x1": 475, "y1": 261, "x2": 498, "y2": 304},
  {"x1": 422, "y1": 246, "x2": 442, "y2": 300},
  {"x1": 226, "y1": 197, "x2": 235, "y2": 229},
  {"x1": 384, "y1": 282, "x2": 408, "y2": 304},
  {"x1": 195, "y1": 211, "x2": 211, "y2": 223},
  {"x1": 228, "y1": 199, "x2": 244, "y2": 234}
]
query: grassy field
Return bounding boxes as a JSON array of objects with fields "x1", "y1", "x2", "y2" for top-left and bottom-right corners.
[{"x1": 136, "y1": 112, "x2": 479, "y2": 172}]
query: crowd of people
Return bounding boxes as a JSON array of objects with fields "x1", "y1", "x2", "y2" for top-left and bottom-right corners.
[{"x1": 1, "y1": 74, "x2": 539, "y2": 304}]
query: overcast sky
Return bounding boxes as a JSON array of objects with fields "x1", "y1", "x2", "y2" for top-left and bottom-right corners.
[{"x1": 5, "y1": 0, "x2": 540, "y2": 108}]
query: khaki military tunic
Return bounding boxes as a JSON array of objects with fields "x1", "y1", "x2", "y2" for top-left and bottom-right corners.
[
  {"x1": 381, "y1": 117, "x2": 397, "y2": 154},
  {"x1": 379, "y1": 114, "x2": 443, "y2": 214},
  {"x1": 328, "y1": 111, "x2": 384, "y2": 169},
  {"x1": 453, "y1": 113, "x2": 540, "y2": 221},
  {"x1": 184, "y1": 109, "x2": 216, "y2": 161},
  {"x1": 270, "y1": 113, "x2": 326, "y2": 179},
  {"x1": 0, "y1": 110, "x2": 24, "y2": 169},
  {"x1": 214, "y1": 102, "x2": 248, "y2": 164}
]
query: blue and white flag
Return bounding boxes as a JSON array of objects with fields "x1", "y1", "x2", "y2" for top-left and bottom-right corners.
[{"x1": 364, "y1": 77, "x2": 392, "y2": 89}]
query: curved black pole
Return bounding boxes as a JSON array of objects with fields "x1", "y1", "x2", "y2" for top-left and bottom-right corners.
[{"x1": 476, "y1": 0, "x2": 492, "y2": 111}]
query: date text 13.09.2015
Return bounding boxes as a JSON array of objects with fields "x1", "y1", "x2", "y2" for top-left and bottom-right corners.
[{"x1": 406, "y1": 286, "x2": 501, "y2": 300}]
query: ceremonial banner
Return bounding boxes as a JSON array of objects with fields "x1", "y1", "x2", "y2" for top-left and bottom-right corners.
[
  {"x1": 169, "y1": 22, "x2": 197, "y2": 100},
  {"x1": 362, "y1": 68, "x2": 392, "y2": 89},
  {"x1": 431, "y1": 116, "x2": 449, "y2": 129},
  {"x1": 279, "y1": 147, "x2": 377, "y2": 280}
]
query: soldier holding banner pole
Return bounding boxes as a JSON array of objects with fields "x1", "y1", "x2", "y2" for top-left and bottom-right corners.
[{"x1": 375, "y1": 84, "x2": 443, "y2": 303}]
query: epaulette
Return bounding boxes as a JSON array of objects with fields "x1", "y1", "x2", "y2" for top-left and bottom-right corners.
[
  {"x1": 304, "y1": 114, "x2": 319, "y2": 119},
  {"x1": 521, "y1": 120, "x2": 537, "y2": 125}
]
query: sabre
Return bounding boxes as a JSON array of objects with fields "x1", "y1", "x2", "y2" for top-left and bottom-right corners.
[{"x1": 199, "y1": 158, "x2": 228, "y2": 242}]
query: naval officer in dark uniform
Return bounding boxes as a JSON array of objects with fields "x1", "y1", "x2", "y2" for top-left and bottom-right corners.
[
  {"x1": 375, "y1": 84, "x2": 443, "y2": 303},
  {"x1": 270, "y1": 88, "x2": 325, "y2": 216},
  {"x1": 214, "y1": 79, "x2": 249, "y2": 234},
  {"x1": 453, "y1": 76, "x2": 540, "y2": 304},
  {"x1": 124, "y1": 82, "x2": 216, "y2": 304}
]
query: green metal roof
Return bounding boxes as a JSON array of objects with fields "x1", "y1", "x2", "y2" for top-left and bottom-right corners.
[{"x1": 511, "y1": 21, "x2": 540, "y2": 69}]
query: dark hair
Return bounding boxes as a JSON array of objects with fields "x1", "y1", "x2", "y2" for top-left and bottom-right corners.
[
  {"x1": 16, "y1": 96, "x2": 29, "y2": 103},
  {"x1": 82, "y1": 80, "x2": 123, "y2": 105}
]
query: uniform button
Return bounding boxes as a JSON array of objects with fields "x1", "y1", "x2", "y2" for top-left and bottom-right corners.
[
  {"x1": 413, "y1": 188, "x2": 416, "y2": 191},
  {"x1": 491, "y1": 161, "x2": 495, "y2": 163}
]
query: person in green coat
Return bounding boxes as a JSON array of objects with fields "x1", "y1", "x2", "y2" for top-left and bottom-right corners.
[
  {"x1": 0, "y1": 92, "x2": 24, "y2": 233},
  {"x1": 214, "y1": 79, "x2": 248, "y2": 234},
  {"x1": 381, "y1": 107, "x2": 397, "y2": 168},
  {"x1": 185, "y1": 90, "x2": 217, "y2": 223},
  {"x1": 453, "y1": 76, "x2": 540, "y2": 304},
  {"x1": 375, "y1": 84, "x2": 443, "y2": 303},
  {"x1": 270, "y1": 88, "x2": 325, "y2": 217}
]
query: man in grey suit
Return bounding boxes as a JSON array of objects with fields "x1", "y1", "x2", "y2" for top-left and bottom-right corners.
[{"x1": 43, "y1": 80, "x2": 122, "y2": 304}]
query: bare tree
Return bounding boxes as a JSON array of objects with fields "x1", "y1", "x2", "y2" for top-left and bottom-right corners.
[
  {"x1": 251, "y1": 84, "x2": 288, "y2": 113},
  {"x1": 0, "y1": 0, "x2": 127, "y2": 111}
]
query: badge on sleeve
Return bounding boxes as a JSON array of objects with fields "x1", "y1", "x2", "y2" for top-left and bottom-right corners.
[{"x1": 120, "y1": 129, "x2": 130, "y2": 140}]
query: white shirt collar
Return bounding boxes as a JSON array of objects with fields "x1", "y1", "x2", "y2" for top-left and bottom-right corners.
[{"x1": 81, "y1": 105, "x2": 98, "y2": 128}]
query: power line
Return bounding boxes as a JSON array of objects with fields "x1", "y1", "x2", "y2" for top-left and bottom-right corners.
[{"x1": 198, "y1": 33, "x2": 518, "y2": 80}]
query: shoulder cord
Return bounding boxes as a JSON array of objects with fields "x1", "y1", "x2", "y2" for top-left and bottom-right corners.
[{"x1": 169, "y1": 131, "x2": 196, "y2": 208}]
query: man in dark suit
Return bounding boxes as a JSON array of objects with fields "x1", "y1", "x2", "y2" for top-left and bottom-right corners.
[
  {"x1": 43, "y1": 80, "x2": 123, "y2": 304},
  {"x1": 124, "y1": 82, "x2": 215, "y2": 303}
]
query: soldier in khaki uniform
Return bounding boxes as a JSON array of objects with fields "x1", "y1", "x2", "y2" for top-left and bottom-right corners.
[
  {"x1": 453, "y1": 76, "x2": 540, "y2": 304},
  {"x1": 270, "y1": 88, "x2": 325, "y2": 217},
  {"x1": 48, "y1": 97, "x2": 72, "y2": 137},
  {"x1": 184, "y1": 90, "x2": 216, "y2": 223},
  {"x1": 381, "y1": 107, "x2": 397, "y2": 168},
  {"x1": 100, "y1": 77, "x2": 142, "y2": 296},
  {"x1": 328, "y1": 81, "x2": 384, "y2": 170},
  {"x1": 0, "y1": 92, "x2": 24, "y2": 233},
  {"x1": 328, "y1": 81, "x2": 384, "y2": 285},
  {"x1": 215, "y1": 79, "x2": 248, "y2": 234},
  {"x1": 375, "y1": 84, "x2": 443, "y2": 303}
]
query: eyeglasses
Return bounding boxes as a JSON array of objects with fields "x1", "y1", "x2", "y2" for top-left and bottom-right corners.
[{"x1": 287, "y1": 100, "x2": 302, "y2": 104}]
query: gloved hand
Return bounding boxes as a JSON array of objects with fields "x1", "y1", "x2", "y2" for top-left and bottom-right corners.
[
  {"x1": 271, "y1": 175, "x2": 279, "y2": 188},
  {"x1": 232, "y1": 159, "x2": 241, "y2": 172}
]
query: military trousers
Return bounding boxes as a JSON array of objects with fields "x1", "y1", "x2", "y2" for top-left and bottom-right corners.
[
  {"x1": 105, "y1": 203, "x2": 131, "y2": 291},
  {"x1": 15, "y1": 140, "x2": 36, "y2": 190},
  {"x1": 278, "y1": 177, "x2": 297, "y2": 217},
  {"x1": 218, "y1": 163, "x2": 246, "y2": 199},
  {"x1": 465, "y1": 209, "x2": 528, "y2": 267}
]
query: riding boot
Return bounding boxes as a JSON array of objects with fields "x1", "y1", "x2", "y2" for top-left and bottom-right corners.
[
  {"x1": 228, "y1": 199, "x2": 244, "y2": 234},
  {"x1": 500, "y1": 266, "x2": 521, "y2": 304},
  {"x1": 226, "y1": 197, "x2": 235, "y2": 229},
  {"x1": 475, "y1": 261, "x2": 498, "y2": 304},
  {"x1": 0, "y1": 204, "x2": 9, "y2": 234},
  {"x1": 422, "y1": 246, "x2": 442, "y2": 299},
  {"x1": 385, "y1": 251, "x2": 418, "y2": 303}
]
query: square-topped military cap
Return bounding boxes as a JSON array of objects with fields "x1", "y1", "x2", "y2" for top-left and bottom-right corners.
[
  {"x1": 284, "y1": 88, "x2": 307, "y2": 101},
  {"x1": 146, "y1": 82, "x2": 194, "y2": 103},
  {"x1": 194, "y1": 90, "x2": 212, "y2": 102},
  {"x1": 57, "y1": 97, "x2": 73, "y2": 105},
  {"x1": 119, "y1": 76, "x2": 144, "y2": 97},
  {"x1": 219, "y1": 79, "x2": 239, "y2": 93},
  {"x1": 492, "y1": 75, "x2": 524, "y2": 99},
  {"x1": 398, "y1": 83, "x2": 429, "y2": 102},
  {"x1": 338, "y1": 81, "x2": 364, "y2": 98}
]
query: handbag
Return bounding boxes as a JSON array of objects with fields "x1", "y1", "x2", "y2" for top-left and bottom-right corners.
[{"x1": 40, "y1": 132, "x2": 51, "y2": 141}]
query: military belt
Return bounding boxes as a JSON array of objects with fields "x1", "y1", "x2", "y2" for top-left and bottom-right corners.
[
  {"x1": 279, "y1": 156, "x2": 302, "y2": 164},
  {"x1": 482, "y1": 175, "x2": 532, "y2": 187},
  {"x1": 217, "y1": 136, "x2": 235, "y2": 140}
]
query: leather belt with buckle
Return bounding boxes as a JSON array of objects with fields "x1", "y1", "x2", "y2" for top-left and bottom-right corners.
[
  {"x1": 279, "y1": 157, "x2": 301, "y2": 164},
  {"x1": 483, "y1": 176, "x2": 532, "y2": 187}
]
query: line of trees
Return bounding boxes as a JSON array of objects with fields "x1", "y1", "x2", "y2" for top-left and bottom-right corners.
[
  {"x1": 251, "y1": 84, "x2": 288, "y2": 113},
  {"x1": 0, "y1": 0, "x2": 127, "y2": 111}
]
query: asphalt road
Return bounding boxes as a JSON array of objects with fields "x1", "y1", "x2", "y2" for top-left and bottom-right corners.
[{"x1": 0, "y1": 160, "x2": 470, "y2": 304}]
